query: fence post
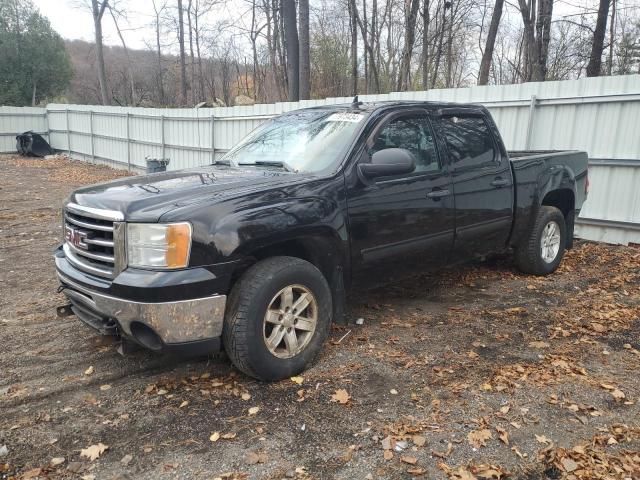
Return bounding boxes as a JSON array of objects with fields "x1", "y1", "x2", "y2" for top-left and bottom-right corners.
[
  {"x1": 65, "y1": 108, "x2": 71, "y2": 155},
  {"x1": 210, "y1": 115, "x2": 215, "y2": 163},
  {"x1": 126, "y1": 112, "x2": 131, "y2": 171},
  {"x1": 524, "y1": 95, "x2": 537, "y2": 150},
  {"x1": 44, "y1": 108, "x2": 50, "y2": 144},
  {"x1": 89, "y1": 110, "x2": 95, "y2": 162},
  {"x1": 161, "y1": 115, "x2": 165, "y2": 162}
]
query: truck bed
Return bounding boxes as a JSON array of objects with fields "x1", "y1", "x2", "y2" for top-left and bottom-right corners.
[{"x1": 507, "y1": 149, "x2": 589, "y2": 249}]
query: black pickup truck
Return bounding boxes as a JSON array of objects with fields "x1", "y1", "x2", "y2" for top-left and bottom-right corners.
[{"x1": 55, "y1": 101, "x2": 588, "y2": 381}]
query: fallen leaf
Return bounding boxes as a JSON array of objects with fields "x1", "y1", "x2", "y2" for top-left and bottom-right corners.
[
  {"x1": 210, "y1": 432, "x2": 220, "y2": 442},
  {"x1": 401, "y1": 455, "x2": 418, "y2": 465},
  {"x1": 290, "y1": 376, "x2": 304, "y2": 385},
  {"x1": 407, "y1": 467, "x2": 427, "y2": 475},
  {"x1": 120, "y1": 454, "x2": 133, "y2": 466},
  {"x1": 499, "y1": 405, "x2": 510, "y2": 415},
  {"x1": 221, "y1": 432, "x2": 237, "y2": 440},
  {"x1": 535, "y1": 434, "x2": 551, "y2": 444},
  {"x1": 331, "y1": 389, "x2": 351, "y2": 404},
  {"x1": 610, "y1": 389, "x2": 625, "y2": 400},
  {"x1": 50, "y1": 457, "x2": 65, "y2": 466},
  {"x1": 80, "y1": 443, "x2": 108, "y2": 461},
  {"x1": 22, "y1": 469, "x2": 42, "y2": 480},
  {"x1": 383, "y1": 450, "x2": 393, "y2": 460},
  {"x1": 528, "y1": 340, "x2": 550, "y2": 349},
  {"x1": 468, "y1": 428, "x2": 492, "y2": 448},
  {"x1": 84, "y1": 366, "x2": 94, "y2": 376},
  {"x1": 241, "y1": 393, "x2": 251, "y2": 401},
  {"x1": 413, "y1": 435, "x2": 427, "y2": 447},
  {"x1": 496, "y1": 426, "x2": 509, "y2": 445},
  {"x1": 99, "y1": 384, "x2": 111, "y2": 391},
  {"x1": 245, "y1": 451, "x2": 268, "y2": 465},
  {"x1": 248, "y1": 406, "x2": 260, "y2": 415},
  {"x1": 179, "y1": 401, "x2": 189, "y2": 408},
  {"x1": 590, "y1": 322, "x2": 607, "y2": 333},
  {"x1": 561, "y1": 458, "x2": 578, "y2": 472},
  {"x1": 390, "y1": 389, "x2": 398, "y2": 395}
]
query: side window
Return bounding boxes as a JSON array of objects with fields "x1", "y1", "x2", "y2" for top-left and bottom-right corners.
[
  {"x1": 440, "y1": 115, "x2": 496, "y2": 168},
  {"x1": 371, "y1": 116, "x2": 439, "y2": 173}
]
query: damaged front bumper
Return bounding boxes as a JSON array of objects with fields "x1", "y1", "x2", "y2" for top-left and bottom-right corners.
[{"x1": 55, "y1": 247, "x2": 231, "y2": 355}]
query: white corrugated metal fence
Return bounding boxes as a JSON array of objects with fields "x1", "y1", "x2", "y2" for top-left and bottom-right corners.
[{"x1": 1, "y1": 75, "x2": 639, "y2": 245}]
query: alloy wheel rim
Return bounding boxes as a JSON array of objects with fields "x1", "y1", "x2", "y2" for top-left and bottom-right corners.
[
  {"x1": 263, "y1": 284, "x2": 318, "y2": 359},
  {"x1": 541, "y1": 221, "x2": 561, "y2": 263}
]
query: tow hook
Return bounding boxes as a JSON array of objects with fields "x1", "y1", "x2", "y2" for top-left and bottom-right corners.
[{"x1": 56, "y1": 304, "x2": 74, "y2": 318}]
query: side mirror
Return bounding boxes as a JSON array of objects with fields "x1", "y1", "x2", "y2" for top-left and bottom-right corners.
[{"x1": 358, "y1": 148, "x2": 416, "y2": 179}]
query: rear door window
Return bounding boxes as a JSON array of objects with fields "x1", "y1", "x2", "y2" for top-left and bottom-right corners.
[{"x1": 439, "y1": 115, "x2": 497, "y2": 168}]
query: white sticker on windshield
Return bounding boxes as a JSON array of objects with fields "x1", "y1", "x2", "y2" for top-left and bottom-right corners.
[{"x1": 326, "y1": 112, "x2": 364, "y2": 123}]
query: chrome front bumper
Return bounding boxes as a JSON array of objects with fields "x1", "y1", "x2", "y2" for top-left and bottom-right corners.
[{"x1": 57, "y1": 272, "x2": 226, "y2": 346}]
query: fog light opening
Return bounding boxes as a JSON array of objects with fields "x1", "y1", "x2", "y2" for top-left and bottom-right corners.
[{"x1": 130, "y1": 322, "x2": 163, "y2": 351}]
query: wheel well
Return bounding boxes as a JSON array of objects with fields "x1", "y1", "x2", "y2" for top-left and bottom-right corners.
[
  {"x1": 245, "y1": 237, "x2": 341, "y2": 285},
  {"x1": 542, "y1": 189, "x2": 574, "y2": 218}
]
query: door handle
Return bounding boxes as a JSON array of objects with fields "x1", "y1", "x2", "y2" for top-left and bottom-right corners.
[
  {"x1": 490, "y1": 178, "x2": 509, "y2": 187},
  {"x1": 426, "y1": 189, "x2": 450, "y2": 199}
]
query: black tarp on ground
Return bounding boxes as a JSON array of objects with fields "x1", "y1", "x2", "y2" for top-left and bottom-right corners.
[{"x1": 16, "y1": 131, "x2": 53, "y2": 157}]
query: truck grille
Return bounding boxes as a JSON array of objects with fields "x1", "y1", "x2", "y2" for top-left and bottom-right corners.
[{"x1": 63, "y1": 203, "x2": 124, "y2": 279}]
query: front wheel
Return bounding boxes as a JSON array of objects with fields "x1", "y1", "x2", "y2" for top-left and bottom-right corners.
[
  {"x1": 515, "y1": 206, "x2": 567, "y2": 275},
  {"x1": 222, "y1": 256, "x2": 332, "y2": 381}
]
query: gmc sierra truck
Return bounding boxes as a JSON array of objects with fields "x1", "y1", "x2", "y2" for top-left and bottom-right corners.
[{"x1": 55, "y1": 101, "x2": 588, "y2": 381}]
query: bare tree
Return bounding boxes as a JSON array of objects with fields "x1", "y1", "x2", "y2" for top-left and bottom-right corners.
[
  {"x1": 90, "y1": 0, "x2": 109, "y2": 104},
  {"x1": 107, "y1": 2, "x2": 135, "y2": 104},
  {"x1": 151, "y1": 0, "x2": 167, "y2": 105},
  {"x1": 298, "y1": 0, "x2": 310, "y2": 99},
  {"x1": 348, "y1": 0, "x2": 358, "y2": 94},
  {"x1": 177, "y1": 0, "x2": 188, "y2": 104},
  {"x1": 397, "y1": 0, "x2": 420, "y2": 90},
  {"x1": 517, "y1": 0, "x2": 544, "y2": 81},
  {"x1": 586, "y1": 0, "x2": 610, "y2": 76},
  {"x1": 478, "y1": 0, "x2": 504, "y2": 85},
  {"x1": 283, "y1": 0, "x2": 299, "y2": 101},
  {"x1": 422, "y1": 0, "x2": 430, "y2": 89}
]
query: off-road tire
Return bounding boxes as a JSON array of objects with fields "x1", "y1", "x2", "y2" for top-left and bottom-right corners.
[
  {"x1": 515, "y1": 206, "x2": 566, "y2": 276},
  {"x1": 222, "y1": 256, "x2": 332, "y2": 381}
]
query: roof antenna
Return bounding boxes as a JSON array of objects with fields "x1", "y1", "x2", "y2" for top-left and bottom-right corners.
[{"x1": 352, "y1": 95, "x2": 362, "y2": 109}]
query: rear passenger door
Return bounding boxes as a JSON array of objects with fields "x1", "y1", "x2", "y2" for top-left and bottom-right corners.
[{"x1": 434, "y1": 111, "x2": 513, "y2": 260}]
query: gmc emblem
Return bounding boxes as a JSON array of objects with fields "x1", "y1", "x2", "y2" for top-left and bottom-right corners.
[{"x1": 65, "y1": 225, "x2": 90, "y2": 250}]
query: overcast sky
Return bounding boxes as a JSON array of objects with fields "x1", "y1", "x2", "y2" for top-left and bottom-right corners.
[{"x1": 32, "y1": 0, "x2": 614, "y2": 53}]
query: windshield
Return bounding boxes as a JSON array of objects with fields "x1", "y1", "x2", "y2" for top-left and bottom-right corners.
[{"x1": 220, "y1": 109, "x2": 367, "y2": 173}]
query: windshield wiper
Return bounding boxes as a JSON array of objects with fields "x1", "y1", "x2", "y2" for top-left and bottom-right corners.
[{"x1": 238, "y1": 160, "x2": 298, "y2": 173}]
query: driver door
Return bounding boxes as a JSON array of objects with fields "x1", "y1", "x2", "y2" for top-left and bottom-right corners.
[{"x1": 346, "y1": 110, "x2": 455, "y2": 286}]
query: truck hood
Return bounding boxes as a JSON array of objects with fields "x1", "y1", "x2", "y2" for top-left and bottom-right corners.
[{"x1": 68, "y1": 165, "x2": 309, "y2": 222}]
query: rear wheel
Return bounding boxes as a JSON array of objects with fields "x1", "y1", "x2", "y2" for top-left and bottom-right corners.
[
  {"x1": 515, "y1": 206, "x2": 566, "y2": 275},
  {"x1": 222, "y1": 256, "x2": 332, "y2": 381}
]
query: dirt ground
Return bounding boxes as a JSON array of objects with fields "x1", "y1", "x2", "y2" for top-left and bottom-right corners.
[{"x1": 1, "y1": 154, "x2": 639, "y2": 480}]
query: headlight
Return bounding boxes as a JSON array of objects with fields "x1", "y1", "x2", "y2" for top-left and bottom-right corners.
[{"x1": 127, "y1": 223, "x2": 192, "y2": 269}]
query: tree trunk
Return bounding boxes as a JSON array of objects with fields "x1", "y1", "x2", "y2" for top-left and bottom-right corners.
[
  {"x1": 608, "y1": 0, "x2": 615, "y2": 75},
  {"x1": 535, "y1": 0, "x2": 553, "y2": 79},
  {"x1": 194, "y1": 4, "x2": 205, "y2": 103},
  {"x1": 586, "y1": 0, "x2": 610, "y2": 77},
  {"x1": 283, "y1": 0, "x2": 299, "y2": 101},
  {"x1": 353, "y1": 1, "x2": 381, "y2": 92},
  {"x1": 348, "y1": 0, "x2": 358, "y2": 95},
  {"x1": 91, "y1": 0, "x2": 109, "y2": 105},
  {"x1": 152, "y1": 0, "x2": 165, "y2": 105},
  {"x1": 187, "y1": 0, "x2": 196, "y2": 103},
  {"x1": 31, "y1": 80, "x2": 37, "y2": 106},
  {"x1": 397, "y1": 0, "x2": 420, "y2": 91},
  {"x1": 446, "y1": 1, "x2": 454, "y2": 87},
  {"x1": 298, "y1": 0, "x2": 310, "y2": 99},
  {"x1": 177, "y1": 0, "x2": 188, "y2": 105},
  {"x1": 478, "y1": 0, "x2": 504, "y2": 85},
  {"x1": 517, "y1": 0, "x2": 544, "y2": 81},
  {"x1": 421, "y1": 0, "x2": 430, "y2": 90},
  {"x1": 108, "y1": 6, "x2": 135, "y2": 105}
]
